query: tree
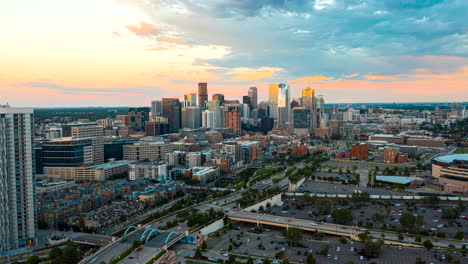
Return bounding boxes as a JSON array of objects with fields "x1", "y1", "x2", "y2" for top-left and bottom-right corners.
[
  {"x1": 246, "y1": 257, "x2": 254, "y2": 264},
  {"x1": 62, "y1": 243, "x2": 80, "y2": 264},
  {"x1": 257, "y1": 241, "x2": 264, "y2": 250},
  {"x1": 423, "y1": 195, "x2": 439, "y2": 204},
  {"x1": 49, "y1": 247, "x2": 63, "y2": 261},
  {"x1": 399, "y1": 212, "x2": 416, "y2": 229},
  {"x1": 320, "y1": 245, "x2": 329, "y2": 256},
  {"x1": 398, "y1": 233, "x2": 404, "y2": 241},
  {"x1": 194, "y1": 247, "x2": 203, "y2": 259},
  {"x1": 442, "y1": 207, "x2": 461, "y2": 219},
  {"x1": 314, "y1": 198, "x2": 332, "y2": 213},
  {"x1": 363, "y1": 238, "x2": 384, "y2": 257},
  {"x1": 25, "y1": 256, "x2": 40, "y2": 264},
  {"x1": 229, "y1": 255, "x2": 237, "y2": 263},
  {"x1": 284, "y1": 227, "x2": 303, "y2": 247},
  {"x1": 201, "y1": 240, "x2": 207, "y2": 250},
  {"x1": 281, "y1": 259, "x2": 291, "y2": 264},
  {"x1": 264, "y1": 259, "x2": 271, "y2": 264},
  {"x1": 454, "y1": 231, "x2": 464, "y2": 240},
  {"x1": 306, "y1": 252, "x2": 316, "y2": 264},
  {"x1": 422, "y1": 240, "x2": 433, "y2": 250},
  {"x1": 415, "y1": 235, "x2": 422, "y2": 243},
  {"x1": 340, "y1": 237, "x2": 348, "y2": 244},
  {"x1": 331, "y1": 209, "x2": 353, "y2": 225}
]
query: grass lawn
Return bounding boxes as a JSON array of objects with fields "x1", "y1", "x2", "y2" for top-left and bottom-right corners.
[{"x1": 454, "y1": 148, "x2": 468, "y2": 154}]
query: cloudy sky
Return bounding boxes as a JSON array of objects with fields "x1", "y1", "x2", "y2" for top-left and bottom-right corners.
[{"x1": 1, "y1": 0, "x2": 467, "y2": 107}]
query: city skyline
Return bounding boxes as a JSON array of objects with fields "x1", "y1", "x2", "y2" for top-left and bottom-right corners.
[{"x1": 1, "y1": 0, "x2": 467, "y2": 106}]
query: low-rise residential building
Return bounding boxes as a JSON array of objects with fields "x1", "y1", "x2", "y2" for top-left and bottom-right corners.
[{"x1": 129, "y1": 162, "x2": 167, "y2": 181}]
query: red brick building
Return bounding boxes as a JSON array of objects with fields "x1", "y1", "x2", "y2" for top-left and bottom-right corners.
[
  {"x1": 351, "y1": 143, "x2": 368, "y2": 160},
  {"x1": 224, "y1": 106, "x2": 241, "y2": 135},
  {"x1": 292, "y1": 145, "x2": 309, "y2": 156}
]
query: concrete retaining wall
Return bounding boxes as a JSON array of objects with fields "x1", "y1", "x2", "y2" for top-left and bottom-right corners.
[
  {"x1": 242, "y1": 193, "x2": 282, "y2": 212},
  {"x1": 288, "y1": 177, "x2": 306, "y2": 192},
  {"x1": 199, "y1": 219, "x2": 224, "y2": 236}
]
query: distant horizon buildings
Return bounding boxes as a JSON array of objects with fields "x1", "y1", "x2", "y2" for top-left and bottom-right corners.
[{"x1": 145, "y1": 82, "x2": 331, "y2": 135}]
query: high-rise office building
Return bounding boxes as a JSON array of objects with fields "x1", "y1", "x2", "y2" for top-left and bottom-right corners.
[
  {"x1": 184, "y1": 93, "x2": 197, "y2": 107},
  {"x1": 181, "y1": 106, "x2": 202, "y2": 129},
  {"x1": 162, "y1": 98, "x2": 182, "y2": 133},
  {"x1": 291, "y1": 107, "x2": 311, "y2": 135},
  {"x1": 224, "y1": 105, "x2": 242, "y2": 135},
  {"x1": 129, "y1": 107, "x2": 150, "y2": 132},
  {"x1": 71, "y1": 123, "x2": 104, "y2": 164},
  {"x1": 0, "y1": 106, "x2": 37, "y2": 253},
  {"x1": 212, "y1": 94, "x2": 224, "y2": 103},
  {"x1": 202, "y1": 110, "x2": 215, "y2": 130},
  {"x1": 268, "y1": 83, "x2": 290, "y2": 127},
  {"x1": 248, "y1": 87, "x2": 258, "y2": 108},
  {"x1": 145, "y1": 116, "x2": 170, "y2": 136},
  {"x1": 302, "y1": 87, "x2": 321, "y2": 132},
  {"x1": 151, "y1": 100, "x2": 163, "y2": 116},
  {"x1": 301, "y1": 87, "x2": 315, "y2": 110},
  {"x1": 260, "y1": 117, "x2": 274, "y2": 134},
  {"x1": 206, "y1": 100, "x2": 223, "y2": 129},
  {"x1": 42, "y1": 137, "x2": 94, "y2": 167},
  {"x1": 198, "y1": 82, "x2": 208, "y2": 108},
  {"x1": 242, "y1": 96, "x2": 252, "y2": 108}
]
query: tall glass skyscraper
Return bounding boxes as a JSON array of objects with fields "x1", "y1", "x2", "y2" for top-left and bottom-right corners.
[
  {"x1": 248, "y1": 87, "x2": 258, "y2": 108},
  {"x1": 301, "y1": 87, "x2": 315, "y2": 110},
  {"x1": 269, "y1": 83, "x2": 290, "y2": 127},
  {"x1": 0, "y1": 106, "x2": 37, "y2": 253}
]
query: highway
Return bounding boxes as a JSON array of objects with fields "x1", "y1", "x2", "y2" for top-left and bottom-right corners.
[{"x1": 81, "y1": 161, "x2": 305, "y2": 263}]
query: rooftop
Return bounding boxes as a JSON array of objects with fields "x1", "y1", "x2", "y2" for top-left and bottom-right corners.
[
  {"x1": 90, "y1": 160, "x2": 136, "y2": 170},
  {"x1": 376, "y1": 176, "x2": 424, "y2": 185},
  {"x1": 433, "y1": 154, "x2": 468, "y2": 164}
]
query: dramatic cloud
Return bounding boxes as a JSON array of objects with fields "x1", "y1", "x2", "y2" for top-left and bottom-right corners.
[{"x1": 132, "y1": 0, "x2": 466, "y2": 79}]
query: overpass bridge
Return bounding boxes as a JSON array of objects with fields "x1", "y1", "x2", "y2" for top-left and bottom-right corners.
[
  {"x1": 228, "y1": 211, "x2": 359, "y2": 238},
  {"x1": 71, "y1": 234, "x2": 116, "y2": 246},
  {"x1": 227, "y1": 211, "x2": 468, "y2": 249},
  {"x1": 80, "y1": 225, "x2": 197, "y2": 264}
]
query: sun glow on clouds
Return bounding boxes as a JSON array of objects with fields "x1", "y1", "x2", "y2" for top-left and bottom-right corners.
[{"x1": 1, "y1": 0, "x2": 467, "y2": 106}]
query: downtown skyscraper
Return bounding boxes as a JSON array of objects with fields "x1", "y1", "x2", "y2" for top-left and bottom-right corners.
[
  {"x1": 198, "y1": 82, "x2": 208, "y2": 109},
  {"x1": 162, "y1": 98, "x2": 182, "y2": 133},
  {"x1": 248, "y1": 87, "x2": 258, "y2": 108},
  {"x1": 269, "y1": 83, "x2": 290, "y2": 127},
  {"x1": 0, "y1": 106, "x2": 37, "y2": 253}
]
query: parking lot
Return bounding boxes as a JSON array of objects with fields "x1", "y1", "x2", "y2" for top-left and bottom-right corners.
[
  {"x1": 269, "y1": 197, "x2": 467, "y2": 239},
  {"x1": 191, "y1": 222, "x2": 467, "y2": 263},
  {"x1": 299, "y1": 180, "x2": 411, "y2": 196}
]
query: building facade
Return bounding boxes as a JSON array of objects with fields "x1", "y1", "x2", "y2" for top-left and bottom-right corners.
[
  {"x1": 71, "y1": 124, "x2": 104, "y2": 164},
  {"x1": 198, "y1": 82, "x2": 208, "y2": 108},
  {"x1": 248, "y1": 87, "x2": 258, "y2": 108},
  {"x1": 0, "y1": 106, "x2": 37, "y2": 252},
  {"x1": 224, "y1": 105, "x2": 242, "y2": 135},
  {"x1": 129, "y1": 107, "x2": 150, "y2": 132},
  {"x1": 123, "y1": 141, "x2": 173, "y2": 161},
  {"x1": 162, "y1": 98, "x2": 182, "y2": 133}
]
